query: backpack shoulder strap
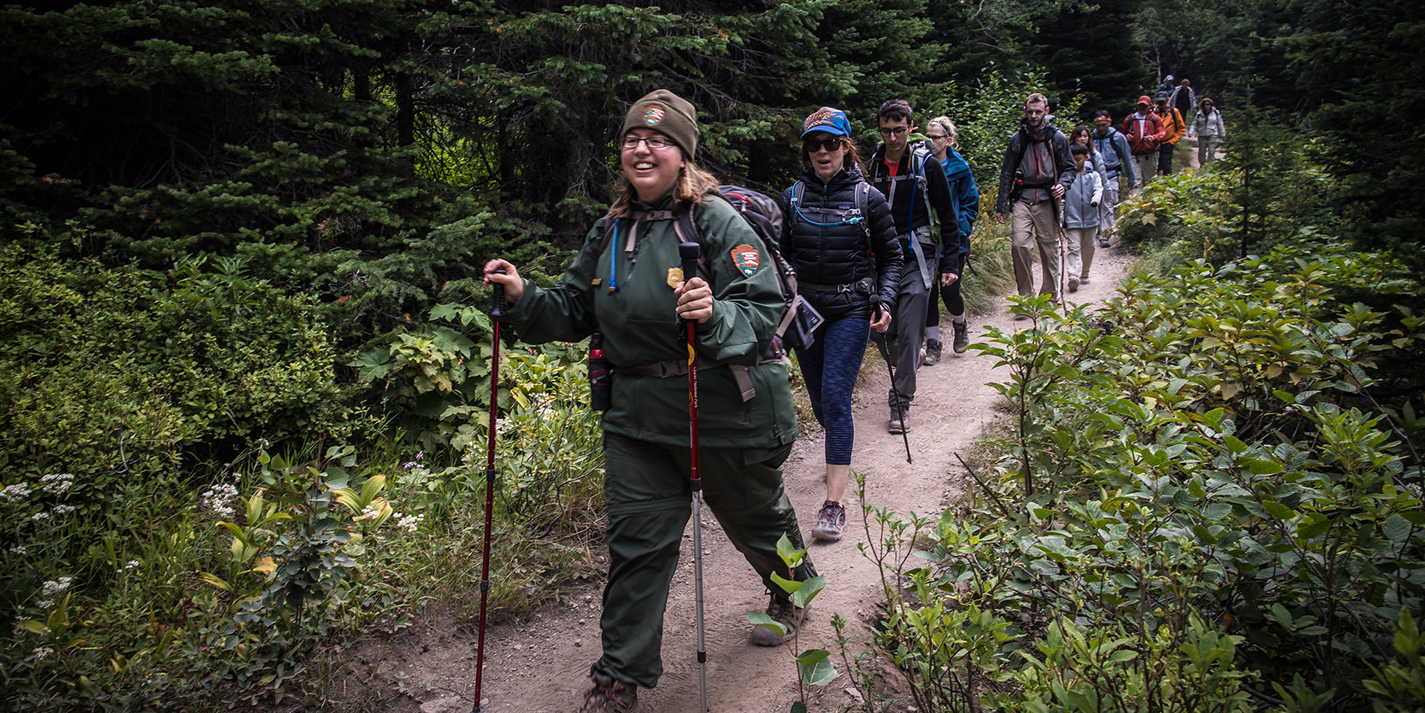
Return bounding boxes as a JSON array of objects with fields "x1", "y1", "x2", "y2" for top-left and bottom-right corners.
[
  {"x1": 856, "y1": 181, "x2": 871, "y2": 238},
  {"x1": 673, "y1": 201, "x2": 712, "y2": 276}
]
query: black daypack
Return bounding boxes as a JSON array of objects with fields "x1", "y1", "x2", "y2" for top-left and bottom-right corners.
[{"x1": 600, "y1": 185, "x2": 815, "y2": 355}]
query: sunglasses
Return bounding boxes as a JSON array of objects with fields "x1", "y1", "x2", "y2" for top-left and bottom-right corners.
[{"x1": 804, "y1": 137, "x2": 845, "y2": 153}]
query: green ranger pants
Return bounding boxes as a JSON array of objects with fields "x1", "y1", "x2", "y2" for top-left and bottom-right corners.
[{"x1": 590, "y1": 431, "x2": 817, "y2": 689}]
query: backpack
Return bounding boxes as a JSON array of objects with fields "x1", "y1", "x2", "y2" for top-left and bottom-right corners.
[
  {"x1": 868, "y1": 143, "x2": 937, "y2": 232},
  {"x1": 789, "y1": 179, "x2": 871, "y2": 240},
  {"x1": 600, "y1": 185, "x2": 814, "y2": 354}
]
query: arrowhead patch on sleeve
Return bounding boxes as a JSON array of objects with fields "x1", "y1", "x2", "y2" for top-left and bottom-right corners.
[{"x1": 730, "y1": 244, "x2": 760, "y2": 278}]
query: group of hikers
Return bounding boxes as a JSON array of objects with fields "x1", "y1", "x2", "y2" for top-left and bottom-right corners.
[{"x1": 480, "y1": 82, "x2": 1226, "y2": 712}]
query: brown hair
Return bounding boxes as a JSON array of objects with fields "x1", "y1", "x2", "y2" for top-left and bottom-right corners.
[
  {"x1": 1069, "y1": 124, "x2": 1092, "y2": 146},
  {"x1": 606, "y1": 155, "x2": 722, "y2": 219},
  {"x1": 878, "y1": 99, "x2": 913, "y2": 123},
  {"x1": 799, "y1": 135, "x2": 868, "y2": 176},
  {"x1": 927, "y1": 115, "x2": 959, "y2": 148},
  {"x1": 1025, "y1": 93, "x2": 1049, "y2": 109}
]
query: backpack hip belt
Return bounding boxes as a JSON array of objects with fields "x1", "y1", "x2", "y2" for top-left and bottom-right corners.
[
  {"x1": 621, "y1": 358, "x2": 760, "y2": 402},
  {"x1": 801, "y1": 277, "x2": 874, "y2": 295}
]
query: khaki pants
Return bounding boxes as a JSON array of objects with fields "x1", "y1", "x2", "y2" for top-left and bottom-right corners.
[
  {"x1": 1066, "y1": 226, "x2": 1098, "y2": 282},
  {"x1": 1198, "y1": 137, "x2": 1221, "y2": 166},
  {"x1": 1133, "y1": 153, "x2": 1158, "y2": 191},
  {"x1": 1011, "y1": 200, "x2": 1061, "y2": 299}
]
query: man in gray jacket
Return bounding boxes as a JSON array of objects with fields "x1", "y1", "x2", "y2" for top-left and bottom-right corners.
[{"x1": 995, "y1": 93, "x2": 1076, "y2": 307}]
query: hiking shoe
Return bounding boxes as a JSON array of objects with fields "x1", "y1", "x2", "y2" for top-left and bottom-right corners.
[
  {"x1": 1099, "y1": 237, "x2": 1110, "y2": 248},
  {"x1": 952, "y1": 319, "x2": 969, "y2": 354},
  {"x1": 811, "y1": 500, "x2": 846, "y2": 542},
  {"x1": 888, "y1": 406, "x2": 910, "y2": 434},
  {"x1": 579, "y1": 672, "x2": 638, "y2": 713},
  {"x1": 750, "y1": 593, "x2": 804, "y2": 647},
  {"x1": 1081, "y1": 275, "x2": 1092, "y2": 285},
  {"x1": 924, "y1": 339, "x2": 942, "y2": 366},
  {"x1": 1068, "y1": 277, "x2": 1079, "y2": 293}
]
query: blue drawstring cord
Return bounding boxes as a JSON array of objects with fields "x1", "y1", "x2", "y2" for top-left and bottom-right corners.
[
  {"x1": 607, "y1": 219, "x2": 620, "y2": 293},
  {"x1": 790, "y1": 181, "x2": 866, "y2": 228}
]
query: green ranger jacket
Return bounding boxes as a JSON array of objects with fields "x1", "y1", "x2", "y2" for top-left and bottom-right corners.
[{"x1": 506, "y1": 190, "x2": 799, "y2": 450}]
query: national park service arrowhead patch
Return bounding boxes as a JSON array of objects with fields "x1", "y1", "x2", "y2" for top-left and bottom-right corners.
[{"x1": 730, "y1": 244, "x2": 760, "y2": 278}]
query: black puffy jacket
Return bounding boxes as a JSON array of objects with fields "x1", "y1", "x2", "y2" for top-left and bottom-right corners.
[{"x1": 778, "y1": 166, "x2": 903, "y2": 322}]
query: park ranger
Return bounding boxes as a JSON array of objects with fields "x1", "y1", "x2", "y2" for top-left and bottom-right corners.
[{"x1": 484, "y1": 89, "x2": 815, "y2": 713}]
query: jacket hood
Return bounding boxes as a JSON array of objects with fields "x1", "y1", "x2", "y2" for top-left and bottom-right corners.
[{"x1": 940, "y1": 148, "x2": 971, "y2": 179}]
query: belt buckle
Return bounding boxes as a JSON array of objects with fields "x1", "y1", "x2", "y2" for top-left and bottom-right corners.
[{"x1": 837, "y1": 283, "x2": 854, "y2": 293}]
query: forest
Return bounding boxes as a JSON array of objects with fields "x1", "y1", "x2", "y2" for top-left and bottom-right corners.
[{"x1": 2, "y1": 0, "x2": 1424, "y2": 710}]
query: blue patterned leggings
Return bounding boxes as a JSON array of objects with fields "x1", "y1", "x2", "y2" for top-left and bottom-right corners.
[{"x1": 795, "y1": 316, "x2": 870, "y2": 466}]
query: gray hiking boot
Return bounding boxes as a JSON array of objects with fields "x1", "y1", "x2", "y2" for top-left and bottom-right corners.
[
  {"x1": 888, "y1": 405, "x2": 910, "y2": 434},
  {"x1": 750, "y1": 592, "x2": 805, "y2": 647},
  {"x1": 579, "y1": 671, "x2": 638, "y2": 713},
  {"x1": 923, "y1": 339, "x2": 942, "y2": 366},
  {"x1": 1098, "y1": 236, "x2": 1111, "y2": 248},
  {"x1": 952, "y1": 319, "x2": 969, "y2": 354},
  {"x1": 811, "y1": 500, "x2": 846, "y2": 542}
]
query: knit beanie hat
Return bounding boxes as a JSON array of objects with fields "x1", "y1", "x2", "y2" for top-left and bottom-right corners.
[{"x1": 622, "y1": 89, "x2": 698, "y2": 158}]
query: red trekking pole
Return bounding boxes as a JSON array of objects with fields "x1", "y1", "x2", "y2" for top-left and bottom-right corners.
[
  {"x1": 471, "y1": 271, "x2": 504, "y2": 713},
  {"x1": 679, "y1": 241, "x2": 710, "y2": 713}
]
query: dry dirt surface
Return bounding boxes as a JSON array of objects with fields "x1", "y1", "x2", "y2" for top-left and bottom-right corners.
[{"x1": 333, "y1": 242, "x2": 1133, "y2": 713}]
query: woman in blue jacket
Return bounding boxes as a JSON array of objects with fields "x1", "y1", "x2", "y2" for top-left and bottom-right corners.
[
  {"x1": 779, "y1": 107, "x2": 902, "y2": 542},
  {"x1": 922, "y1": 115, "x2": 978, "y2": 362}
]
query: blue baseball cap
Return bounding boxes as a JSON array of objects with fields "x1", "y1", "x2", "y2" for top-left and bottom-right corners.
[{"x1": 800, "y1": 107, "x2": 852, "y2": 139}]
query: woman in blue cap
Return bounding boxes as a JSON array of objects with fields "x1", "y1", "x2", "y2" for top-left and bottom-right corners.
[{"x1": 778, "y1": 107, "x2": 903, "y2": 542}]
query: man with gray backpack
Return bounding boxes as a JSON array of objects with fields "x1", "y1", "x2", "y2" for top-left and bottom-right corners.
[
  {"x1": 866, "y1": 99, "x2": 960, "y2": 435},
  {"x1": 995, "y1": 93, "x2": 1075, "y2": 305}
]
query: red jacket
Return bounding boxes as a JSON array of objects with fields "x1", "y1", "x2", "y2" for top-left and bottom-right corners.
[{"x1": 1121, "y1": 112, "x2": 1165, "y2": 155}]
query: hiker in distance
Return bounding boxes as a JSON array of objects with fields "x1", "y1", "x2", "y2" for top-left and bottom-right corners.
[
  {"x1": 1154, "y1": 94, "x2": 1187, "y2": 177},
  {"x1": 1060, "y1": 142, "x2": 1104, "y2": 294},
  {"x1": 483, "y1": 89, "x2": 816, "y2": 713},
  {"x1": 921, "y1": 115, "x2": 978, "y2": 365},
  {"x1": 994, "y1": 92, "x2": 1074, "y2": 309},
  {"x1": 866, "y1": 99, "x2": 962, "y2": 435},
  {"x1": 1189, "y1": 96, "x2": 1226, "y2": 166},
  {"x1": 778, "y1": 107, "x2": 902, "y2": 542},
  {"x1": 1169, "y1": 78, "x2": 1198, "y2": 168},
  {"x1": 1122, "y1": 95, "x2": 1165, "y2": 194},
  {"x1": 1089, "y1": 109, "x2": 1135, "y2": 248}
]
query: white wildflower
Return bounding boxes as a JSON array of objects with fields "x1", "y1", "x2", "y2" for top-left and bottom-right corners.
[
  {"x1": 354, "y1": 504, "x2": 381, "y2": 522},
  {"x1": 51, "y1": 504, "x2": 75, "y2": 516},
  {"x1": 31, "y1": 512, "x2": 50, "y2": 522},
  {"x1": 39, "y1": 473, "x2": 74, "y2": 495},
  {"x1": 124, "y1": 560, "x2": 140, "y2": 571},
  {"x1": 394, "y1": 513, "x2": 423, "y2": 533},
  {"x1": 36, "y1": 599, "x2": 52, "y2": 609},
  {"x1": 10, "y1": 545, "x2": 26, "y2": 556},
  {"x1": 1, "y1": 482, "x2": 32, "y2": 502},
  {"x1": 198, "y1": 482, "x2": 239, "y2": 519},
  {"x1": 41, "y1": 578, "x2": 71, "y2": 597},
  {"x1": 32, "y1": 647, "x2": 53, "y2": 661}
]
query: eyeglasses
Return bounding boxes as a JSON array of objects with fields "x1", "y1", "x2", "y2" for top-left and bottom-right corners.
[
  {"x1": 877, "y1": 126, "x2": 909, "y2": 137},
  {"x1": 803, "y1": 137, "x2": 844, "y2": 153},
  {"x1": 623, "y1": 135, "x2": 676, "y2": 150},
  {"x1": 925, "y1": 133, "x2": 948, "y2": 141}
]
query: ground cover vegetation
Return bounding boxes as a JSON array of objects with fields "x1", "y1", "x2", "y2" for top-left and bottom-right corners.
[{"x1": 2, "y1": 0, "x2": 1422, "y2": 709}]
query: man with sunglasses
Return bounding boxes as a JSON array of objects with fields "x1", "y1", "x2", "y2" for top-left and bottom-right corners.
[{"x1": 866, "y1": 99, "x2": 961, "y2": 435}]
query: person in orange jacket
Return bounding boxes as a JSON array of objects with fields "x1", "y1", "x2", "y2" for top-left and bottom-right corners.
[{"x1": 1154, "y1": 96, "x2": 1187, "y2": 177}]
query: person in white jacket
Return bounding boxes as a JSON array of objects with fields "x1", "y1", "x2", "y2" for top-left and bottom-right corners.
[
  {"x1": 1189, "y1": 97, "x2": 1226, "y2": 166},
  {"x1": 1059, "y1": 143, "x2": 1103, "y2": 291}
]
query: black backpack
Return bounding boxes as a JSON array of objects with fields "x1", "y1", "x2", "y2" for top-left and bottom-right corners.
[{"x1": 600, "y1": 185, "x2": 814, "y2": 354}]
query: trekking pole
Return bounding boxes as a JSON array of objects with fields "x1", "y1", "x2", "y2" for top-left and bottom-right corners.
[
  {"x1": 1055, "y1": 195, "x2": 1069, "y2": 310},
  {"x1": 874, "y1": 305, "x2": 913, "y2": 464},
  {"x1": 471, "y1": 270, "x2": 504, "y2": 713},
  {"x1": 678, "y1": 241, "x2": 710, "y2": 713}
]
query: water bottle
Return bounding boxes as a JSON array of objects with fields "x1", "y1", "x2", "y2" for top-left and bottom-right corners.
[{"x1": 589, "y1": 331, "x2": 611, "y2": 411}]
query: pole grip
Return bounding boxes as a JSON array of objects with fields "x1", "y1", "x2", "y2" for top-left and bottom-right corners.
[{"x1": 490, "y1": 268, "x2": 506, "y2": 320}]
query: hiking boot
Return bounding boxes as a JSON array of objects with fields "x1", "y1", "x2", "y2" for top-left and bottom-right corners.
[
  {"x1": 811, "y1": 500, "x2": 846, "y2": 542},
  {"x1": 1068, "y1": 277, "x2": 1079, "y2": 293},
  {"x1": 952, "y1": 319, "x2": 969, "y2": 354},
  {"x1": 888, "y1": 405, "x2": 910, "y2": 434},
  {"x1": 750, "y1": 593, "x2": 805, "y2": 647},
  {"x1": 579, "y1": 672, "x2": 638, "y2": 713},
  {"x1": 924, "y1": 339, "x2": 942, "y2": 366},
  {"x1": 1080, "y1": 275, "x2": 1092, "y2": 285},
  {"x1": 1099, "y1": 237, "x2": 1110, "y2": 248}
]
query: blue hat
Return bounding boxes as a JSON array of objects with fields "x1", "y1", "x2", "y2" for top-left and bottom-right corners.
[{"x1": 800, "y1": 107, "x2": 851, "y2": 139}]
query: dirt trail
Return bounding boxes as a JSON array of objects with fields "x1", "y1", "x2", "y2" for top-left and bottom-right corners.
[{"x1": 340, "y1": 243, "x2": 1134, "y2": 713}]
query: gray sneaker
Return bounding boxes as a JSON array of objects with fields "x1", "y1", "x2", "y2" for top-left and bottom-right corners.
[
  {"x1": 924, "y1": 339, "x2": 942, "y2": 366},
  {"x1": 811, "y1": 500, "x2": 846, "y2": 542},
  {"x1": 1098, "y1": 237, "x2": 1110, "y2": 248},
  {"x1": 952, "y1": 319, "x2": 969, "y2": 354},
  {"x1": 750, "y1": 593, "x2": 804, "y2": 647},
  {"x1": 580, "y1": 672, "x2": 639, "y2": 712}
]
